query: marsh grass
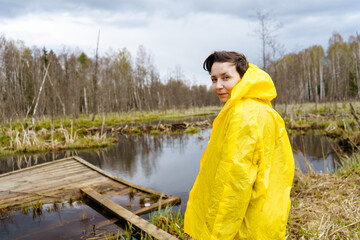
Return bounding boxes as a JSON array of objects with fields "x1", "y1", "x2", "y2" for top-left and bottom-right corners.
[
  {"x1": 0, "y1": 107, "x2": 219, "y2": 155},
  {"x1": 274, "y1": 101, "x2": 360, "y2": 117},
  {"x1": 149, "y1": 205, "x2": 185, "y2": 239},
  {"x1": 149, "y1": 130, "x2": 160, "y2": 136},
  {"x1": 102, "y1": 204, "x2": 185, "y2": 240},
  {"x1": 0, "y1": 121, "x2": 116, "y2": 156},
  {"x1": 6, "y1": 106, "x2": 220, "y2": 130},
  {"x1": 287, "y1": 152, "x2": 360, "y2": 239},
  {"x1": 31, "y1": 198, "x2": 43, "y2": 218}
]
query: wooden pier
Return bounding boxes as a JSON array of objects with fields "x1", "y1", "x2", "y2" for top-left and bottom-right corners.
[{"x1": 0, "y1": 156, "x2": 181, "y2": 239}]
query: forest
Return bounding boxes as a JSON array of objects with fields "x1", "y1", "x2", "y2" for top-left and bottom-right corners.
[
  {"x1": 0, "y1": 36, "x2": 219, "y2": 122},
  {"x1": 0, "y1": 32, "x2": 360, "y2": 122},
  {"x1": 267, "y1": 33, "x2": 360, "y2": 106}
]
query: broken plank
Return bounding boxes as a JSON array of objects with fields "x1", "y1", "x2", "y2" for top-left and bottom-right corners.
[
  {"x1": 81, "y1": 187, "x2": 178, "y2": 240},
  {"x1": 133, "y1": 196, "x2": 181, "y2": 216},
  {"x1": 74, "y1": 156, "x2": 166, "y2": 197}
]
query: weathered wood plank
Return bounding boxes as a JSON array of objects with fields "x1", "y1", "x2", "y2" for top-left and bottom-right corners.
[
  {"x1": 0, "y1": 161, "x2": 83, "y2": 181},
  {"x1": 0, "y1": 177, "x2": 112, "y2": 207},
  {"x1": 0, "y1": 157, "x2": 181, "y2": 214},
  {"x1": 81, "y1": 187, "x2": 179, "y2": 240},
  {"x1": 0, "y1": 174, "x2": 108, "y2": 201},
  {"x1": 132, "y1": 196, "x2": 181, "y2": 216},
  {"x1": 0, "y1": 165, "x2": 91, "y2": 188},
  {"x1": 74, "y1": 156, "x2": 166, "y2": 197},
  {"x1": 0, "y1": 157, "x2": 74, "y2": 178},
  {"x1": 1, "y1": 170, "x2": 101, "y2": 192}
]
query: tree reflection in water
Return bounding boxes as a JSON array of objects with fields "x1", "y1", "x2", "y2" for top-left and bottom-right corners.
[
  {"x1": 289, "y1": 131, "x2": 342, "y2": 173},
  {"x1": 0, "y1": 130, "x2": 342, "y2": 177}
]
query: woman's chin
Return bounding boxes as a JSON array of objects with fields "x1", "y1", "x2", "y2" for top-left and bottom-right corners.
[{"x1": 218, "y1": 97, "x2": 229, "y2": 103}]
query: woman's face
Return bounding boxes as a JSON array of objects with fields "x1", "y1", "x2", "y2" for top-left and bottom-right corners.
[{"x1": 211, "y1": 62, "x2": 241, "y2": 103}]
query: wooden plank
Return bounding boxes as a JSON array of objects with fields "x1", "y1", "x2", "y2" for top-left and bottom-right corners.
[
  {"x1": 0, "y1": 161, "x2": 83, "y2": 181},
  {"x1": 74, "y1": 156, "x2": 166, "y2": 197},
  {"x1": 81, "y1": 187, "x2": 179, "y2": 240},
  {"x1": 1, "y1": 170, "x2": 101, "y2": 192},
  {"x1": 0, "y1": 176, "x2": 111, "y2": 208},
  {"x1": 0, "y1": 176, "x2": 115, "y2": 204},
  {"x1": 0, "y1": 157, "x2": 74, "y2": 178},
  {"x1": 0, "y1": 165, "x2": 90, "y2": 189},
  {"x1": 132, "y1": 196, "x2": 181, "y2": 216},
  {"x1": 0, "y1": 174, "x2": 107, "y2": 201}
]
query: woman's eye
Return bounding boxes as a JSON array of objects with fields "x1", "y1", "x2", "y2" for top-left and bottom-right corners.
[
  {"x1": 211, "y1": 78, "x2": 217, "y2": 83},
  {"x1": 224, "y1": 76, "x2": 230, "y2": 80}
]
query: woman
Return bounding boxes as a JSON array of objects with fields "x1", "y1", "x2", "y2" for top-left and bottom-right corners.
[{"x1": 184, "y1": 51, "x2": 295, "y2": 239}]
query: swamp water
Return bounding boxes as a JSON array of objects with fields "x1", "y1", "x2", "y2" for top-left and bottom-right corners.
[{"x1": 0, "y1": 129, "x2": 341, "y2": 239}]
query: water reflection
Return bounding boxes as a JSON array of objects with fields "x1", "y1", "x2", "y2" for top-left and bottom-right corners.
[
  {"x1": 0, "y1": 129, "x2": 343, "y2": 213},
  {"x1": 0, "y1": 128, "x2": 347, "y2": 238},
  {"x1": 0, "y1": 201, "x2": 123, "y2": 240},
  {"x1": 289, "y1": 131, "x2": 341, "y2": 173},
  {"x1": 0, "y1": 151, "x2": 74, "y2": 174}
]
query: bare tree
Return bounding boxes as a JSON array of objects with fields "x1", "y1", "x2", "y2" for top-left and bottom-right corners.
[
  {"x1": 91, "y1": 30, "x2": 100, "y2": 121},
  {"x1": 251, "y1": 10, "x2": 282, "y2": 70}
]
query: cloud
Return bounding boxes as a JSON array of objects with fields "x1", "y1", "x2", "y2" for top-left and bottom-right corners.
[
  {"x1": 1, "y1": 0, "x2": 359, "y2": 85},
  {"x1": 2, "y1": 0, "x2": 360, "y2": 28}
]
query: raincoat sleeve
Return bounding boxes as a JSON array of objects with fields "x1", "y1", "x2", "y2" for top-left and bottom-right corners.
[{"x1": 206, "y1": 109, "x2": 259, "y2": 239}]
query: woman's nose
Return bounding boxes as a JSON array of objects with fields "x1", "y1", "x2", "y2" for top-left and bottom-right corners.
[{"x1": 215, "y1": 80, "x2": 223, "y2": 89}]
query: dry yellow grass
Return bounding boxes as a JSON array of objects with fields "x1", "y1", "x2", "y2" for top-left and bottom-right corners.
[{"x1": 287, "y1": 168, "x2": 360, "y2": 239}]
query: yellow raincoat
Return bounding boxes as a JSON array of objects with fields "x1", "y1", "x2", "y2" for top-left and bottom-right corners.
[{"x1": 184, "y1": 64, "x2": 295, "y2": 239}]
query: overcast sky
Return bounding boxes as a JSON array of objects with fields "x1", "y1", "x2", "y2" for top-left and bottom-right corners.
[{"x1": 1, "y1": 0, "x2": 359, "y2": 85}]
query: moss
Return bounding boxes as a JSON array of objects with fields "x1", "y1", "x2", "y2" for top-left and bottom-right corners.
[
  {"x1": 0, "y1": 135, "x2": 9, "y2": 145},
  {"x1": 296, "y1": 109, "x2": 303, "y2": 116},
  {"x1": 149, "y1": 193, "x2": 160, "y2": 202},
  {"x1": 337, "y1": 120, "x2": 345, "y2": 129},
  {"x1": 76, "y1": 127, "x2": 89, "y2": 135},
  {"x1": 139, "y1": 196, "x2": 145, "y2": 207},
  {"x1": 310, "y1": 120, "x2": 318, "y2": 128},
  {"x1": 320, "y1": 122, "x2": 330, "y2": 129},
  {"x1": 150, "y1": 130, "x2": 160, "y2": 135},
  {"x1": 184, "y1": 126, "x2": 200, "y2": 134},
  {"x1": 174, "y1": 129, "x2": 183, "y2": 134},
  {"x1": 317, "y1": 108, "x2": 324, "y2": 114}
]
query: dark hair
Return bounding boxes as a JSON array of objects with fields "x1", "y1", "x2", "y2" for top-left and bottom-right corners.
[{"x1": 203, "y1": 51, "x2": 249, "y2": 77}]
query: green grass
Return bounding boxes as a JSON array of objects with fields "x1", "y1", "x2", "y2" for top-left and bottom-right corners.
[
  {"x1": 149, "y1": 130, "x2": 160, "y2": 136},
  {"x1": 0, "y1": 106, "x2": 220, "y2": 155},
  {"x1": 184, "y1": 126, "x2": 201, "y2": 134},
  {"x1": 335, "y1": 152, "x2": 360, "y2": 177},
  {"x1": 104, "y1": 204, "x2": 185, "y2": 240},
  {"x1": 5, "y1": 106, "x2": 220, "y2": 130}
]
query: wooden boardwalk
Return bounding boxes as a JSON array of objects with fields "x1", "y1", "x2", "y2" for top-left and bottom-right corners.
[{"x1": 0, "y1": 156, "x2": 182, "y2": 239}]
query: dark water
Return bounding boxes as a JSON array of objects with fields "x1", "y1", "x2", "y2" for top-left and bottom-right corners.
[
  {"x1": 0, "y1": 129, "x2": 342, "y2": 239},
  {"x1": 288, "y1": 130, "x2": 341, "y2": 173},
  {"x1": 0, "y1": 201, "x2": 123, "y2": 239}
]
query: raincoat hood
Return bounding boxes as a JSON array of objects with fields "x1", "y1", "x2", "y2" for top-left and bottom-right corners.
[
  {"x1": 184, "y1": 63, "x2": 295, "y2": 240},
  {"x1": 231, "y1": 63, "x2": 277, "y2": 103}
]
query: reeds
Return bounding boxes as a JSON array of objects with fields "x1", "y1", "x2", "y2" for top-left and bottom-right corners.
[
  {"x1": 287, "y1": 152, "x2": 360, "y2": 239},
  {"x1": 0, "y1": 120, "x2": 115, "y2": 155},
  {"x1": 149, "y1": 205, "x2": 184, "y2": 239},
  {"x1": 103, "y1": 204, "x2": 186, "y2": 240}
]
